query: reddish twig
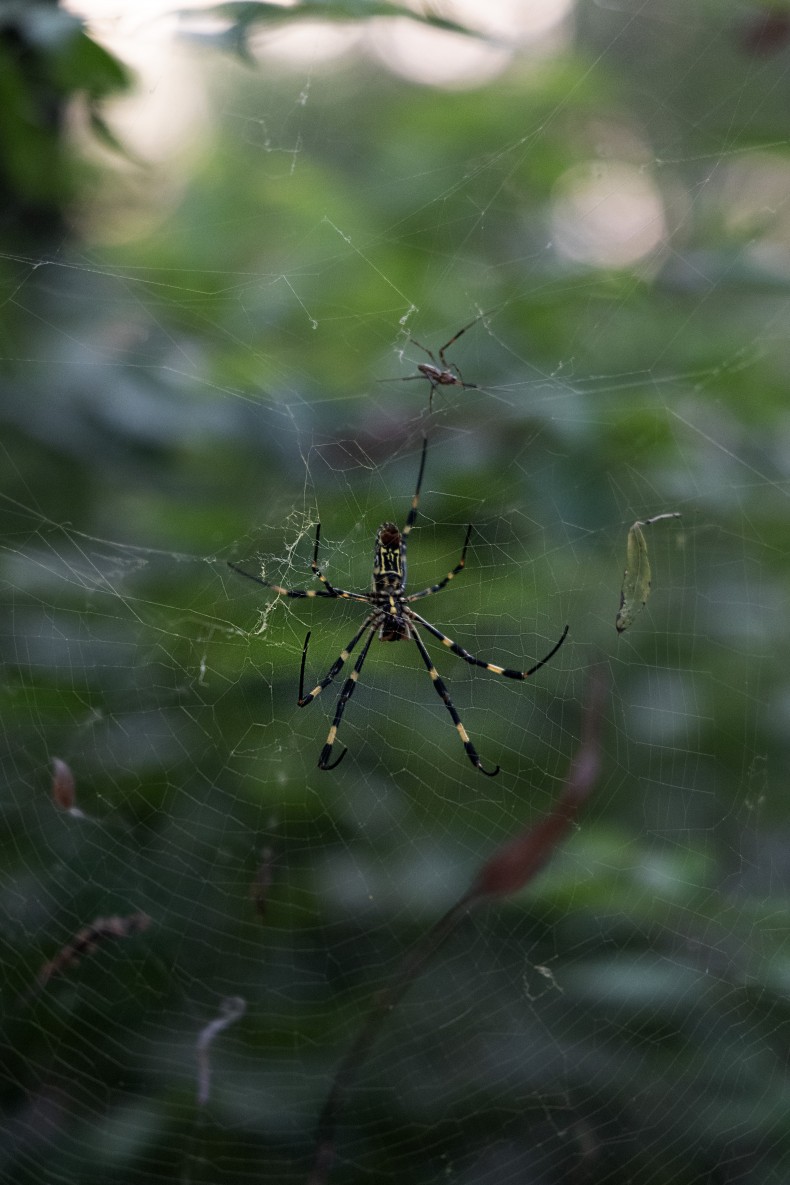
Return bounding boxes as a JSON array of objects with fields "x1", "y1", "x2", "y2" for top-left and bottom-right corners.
[
  {"x1": 307, "y1": 664, "x2": 607, "y2": 1185},
  {"x1": 50, "y1": 756, "x2": 86, "y2": 818},
  {"x1": 34, "y1": 912, "x2": 151, "y2": 993},
  {"x1": 250, "y1": 847, "x2": 276, "y2": 921}
]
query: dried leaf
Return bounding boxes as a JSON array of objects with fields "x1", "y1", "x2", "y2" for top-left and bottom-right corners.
[
  {"x1": 50, "y1": 757, "x2": 76, "y2": 811},
  {"x1": 37, "y1": 912, "x2": 150, "y2": 989},
  {"x1": 616, "y1": 513, "x2": 681, "y2": 633}
]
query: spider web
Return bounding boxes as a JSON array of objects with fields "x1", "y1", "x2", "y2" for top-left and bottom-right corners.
[{"x1": 2, "y1": 3, "x2": 788, "y2": 1183}]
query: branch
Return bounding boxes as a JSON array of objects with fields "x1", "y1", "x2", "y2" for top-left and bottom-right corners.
[{"x1": 307, "y1": 664, "x2": 608, "y2": 1184}]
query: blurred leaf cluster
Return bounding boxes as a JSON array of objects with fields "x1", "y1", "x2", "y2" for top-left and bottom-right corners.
[{"x1": 0, "y1": 0, "x2": 130, "y2": 240}]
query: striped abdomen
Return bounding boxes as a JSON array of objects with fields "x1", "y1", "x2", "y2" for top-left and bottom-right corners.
[{"x1": 373, "y1": 522, "x2": 406, "y2": 592}]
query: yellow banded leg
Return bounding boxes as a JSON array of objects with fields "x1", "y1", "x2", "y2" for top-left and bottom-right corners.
[
  {"x1": 317, "y1": 628, "x2": 376, "y2": 771},
  {"x1": 411, "y1": 611, "x2": 569, "y2": 680},
  {"x1": 405, "y1": 524, "x2": 473, "y2": 603},
  {"x1": 298, "y1": 617, "x2": 375, "y2": 707},
  {"x1": 410, "y1": 625, "x2": 499, "y2": 777},
  {"x1": 402, "y1": 437, "x2": 428, "y2": 537}
]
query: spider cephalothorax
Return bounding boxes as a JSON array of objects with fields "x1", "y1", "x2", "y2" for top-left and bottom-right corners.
[{"x1": 229, "y1": 439, "x2": 568, "y2": 775}]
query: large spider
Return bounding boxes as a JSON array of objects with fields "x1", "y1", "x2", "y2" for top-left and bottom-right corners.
[{"x1": 229, "y1": 440, "x2": 568, "y2": 775}]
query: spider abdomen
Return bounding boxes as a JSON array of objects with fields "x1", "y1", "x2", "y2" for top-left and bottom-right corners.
[
  {"x1": 373, "y1": 521, "x2": 407, "y2": 592},
  {"x1": 418, "y1": 363, "x2": 459, "y2": 386}
]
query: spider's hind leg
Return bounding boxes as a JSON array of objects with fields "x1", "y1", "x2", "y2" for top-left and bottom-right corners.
[
  {"x1": 409, "y1": 623, "x2": 500, "y2": 777},
  {"x1": 316, "y1": 626, "x2": 377, "y2": 771},
  {"x1": 297, "y1": 616, "x2": 375, "y2": 706}
]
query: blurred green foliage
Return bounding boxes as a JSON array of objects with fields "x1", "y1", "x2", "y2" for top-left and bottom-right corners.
[
  {"x1": 0, "y1": 0, "x2": 130, "y2": 240},
  {"x1": 2, "y1": 1, "x2": 790, "y2": 1183}
]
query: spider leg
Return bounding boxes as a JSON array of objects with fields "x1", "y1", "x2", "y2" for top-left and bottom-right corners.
[
  {"x1": 408, "y1": 338, "x2": 436, "y2": 363},
  {"x1": 402, "y1": 436, "x2": 428, "y2": 538},
  {"x1": 317, "y1": 625, "x2": 377, "y2": 771},
  {"x1": 310, "y1": 523, "x2": 344, "y2": 596},
  {"x1": 406, "y1": 524, "x2": 473, "y2": 602},
  {"x1": 408, "y1": 610, "x2": 569, "y2": 679},
  {"x1": 441, "y1": 353, "x2": 481, "y2": 392},
  {"x1": 228, "y1": 561, "x2": 337, "y2": 599},
  {"x1": 437, "y1": 313, "x2": 484, "y2": 368},
  {"x1": 409, "y1": 624, "x2": 499, "y2": 776},
  {"x1": 227, "y1": 560, "x2": 367, "y2": 602},
  {"x1": 297, "y1": 616, "x2": 376, "y2": 706},
  {"x1": 446, "y1": 364, "x2": 478, "y2": 392}
]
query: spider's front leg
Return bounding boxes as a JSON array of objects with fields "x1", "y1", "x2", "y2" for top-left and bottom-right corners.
[
  {"x1": 228, "y1": 531, "x2": 368, "y2": 601},
  {"x1": 228, "y1": 560, "x2": 339, "y2": 599},
  {"x1": 406, "y1": 524, "x2": 473, "y2": 602},
  {"x1": 310, "y1": 523, "x2": 343, "y2": 596},
  {"x1": 402, "y1": 436, "x2": 428, "y2": 539}
]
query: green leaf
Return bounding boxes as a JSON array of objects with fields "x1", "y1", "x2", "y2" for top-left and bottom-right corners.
[
  {"x1": 48, "y1": 27, "x2": 131, "y2": 98},
  {"x1": 179, "y1": 1, "x2": 481, "y2": 47}
]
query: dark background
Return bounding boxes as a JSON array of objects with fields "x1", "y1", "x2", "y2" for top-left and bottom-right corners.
[{"x1": 2, "y1": 2, "x2": 790, "y2": 1182}]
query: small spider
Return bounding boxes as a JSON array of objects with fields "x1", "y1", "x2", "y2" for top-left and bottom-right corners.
[
  {"x1": 399, "y1": 316, "x2": 482, "y2": 406},
  {"x1": 229, "y1": 439, "x2": 568, "y2": 775}
]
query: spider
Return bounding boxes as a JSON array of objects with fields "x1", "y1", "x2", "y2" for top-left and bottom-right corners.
[
  {"x1": 228, "y1": 439, "x2": 568, "y2": 775},
  {"x1": 399, "y1": 316, "x2": 481, "y2": 406}
]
